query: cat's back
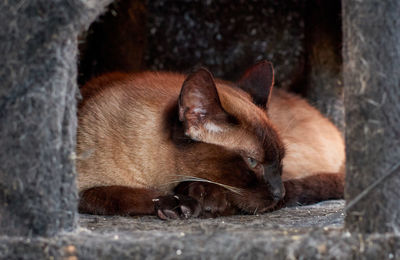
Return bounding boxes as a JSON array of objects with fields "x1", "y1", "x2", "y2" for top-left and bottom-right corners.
[
  {"x1": 80, "y1": 72, "x2": 184, "y2": 108},
  {"x1": 269, "y1": 89, "x2": 345, "y2": 179},
  {"x1": 78, "y1": 72, "x2": 184, "y2": 157},
  {"x1": 77, "y1": 72, "x2": 185, "y2": 191}
]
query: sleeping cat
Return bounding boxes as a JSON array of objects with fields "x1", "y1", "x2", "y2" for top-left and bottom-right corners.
[{"x1": 76, "y1": 61, "x2": 345, "y2": 219}]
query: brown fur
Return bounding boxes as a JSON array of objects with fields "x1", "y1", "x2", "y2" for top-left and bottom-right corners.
[
  {"x1": 79, "y1": 186, "x2": 161, "y2": 215},
  {"x1": 77, "y1": 61, "x2": 345, "y2": 218},
  {"x1": 269, "y1": 90, "x2": 345, "y2": 180}
]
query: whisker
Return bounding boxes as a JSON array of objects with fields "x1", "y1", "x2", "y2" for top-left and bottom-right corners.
[
  {"x1": 280, "y1": 117, "x2": 297, "y2": 136},
  {"x1": 161, "y1": 174, "x2": 244, "y2": 195},
  {"x1": 253, "y1": 206, "x2": 259, "y2": 215}
]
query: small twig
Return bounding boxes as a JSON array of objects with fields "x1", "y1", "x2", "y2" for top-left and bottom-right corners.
[
  {"x1": 15, "y1": 0, "x2": 27, "y2": 11},
  {"x1": 345, "y1": 161, "x2": 400, "y2": 212}
]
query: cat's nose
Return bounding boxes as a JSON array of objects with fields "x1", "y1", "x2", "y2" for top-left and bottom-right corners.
[
  {"x1": 272, "y1": 186, "x2": 285, "y2": 202},
  {"x1": 262, "y1": 164, "x2": 285, "y2": 201}
]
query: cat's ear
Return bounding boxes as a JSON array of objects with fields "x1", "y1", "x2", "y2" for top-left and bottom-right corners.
[
  {"x1": 179, "y1": 68, "x2": 229, "y2": 141},
  {"x1": 237, "y1": 60, "x2": 274, "y2": 109}
]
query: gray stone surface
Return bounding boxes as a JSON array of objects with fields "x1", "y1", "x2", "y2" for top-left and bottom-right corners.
[
  {"x1": 145, "y1": 0, "x2": 305, "y2": 89},
  {"x1": 1, "y1": 201, "x2": 399, "y2": 259},
  {"x1": 79, "y1": 200, "x2": 345, "y2": 235},
  {"x1": 0, "y1": 0, "x2": 109, "y2": 237},
  {"x1": 343, "y1": 0, "x2": 400, "y2": 233}
]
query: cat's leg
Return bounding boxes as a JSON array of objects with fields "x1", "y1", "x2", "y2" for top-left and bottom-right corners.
[
  {"x1": 280, "y1": 172, "x2": 345, "y2": 207},
  {"x1": 78, "y1": 185, "x2": 162, "y2": 216}
]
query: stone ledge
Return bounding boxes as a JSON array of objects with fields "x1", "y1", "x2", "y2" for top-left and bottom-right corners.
[{"x1": 1, "y1": 201, "x2": 399, "y2": 259}]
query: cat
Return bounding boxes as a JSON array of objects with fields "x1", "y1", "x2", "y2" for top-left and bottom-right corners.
[{"x1": 76, "y1": 61, "x2": 345, "y2": 219}]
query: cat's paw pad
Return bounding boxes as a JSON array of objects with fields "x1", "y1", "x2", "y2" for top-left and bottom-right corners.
[{"x1": 153, "y1": 195, "x2": 201, "y2": 220}]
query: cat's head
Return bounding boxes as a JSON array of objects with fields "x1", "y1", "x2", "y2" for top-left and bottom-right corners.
[{"x1": 177, "y1": 61, "x2": 286, "y2": 213}]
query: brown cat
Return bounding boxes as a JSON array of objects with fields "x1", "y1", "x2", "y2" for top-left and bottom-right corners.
[{"x1": 76, "y1": 61, "x2": 345, "y2": 219}]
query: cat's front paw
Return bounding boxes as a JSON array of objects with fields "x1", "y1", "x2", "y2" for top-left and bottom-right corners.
[
  {"x1": 153, "y1": 194, "x2": 201, "y2": 220},
  {"x1": 192, "y1": 183, "x2": 236, "y2": 218},
  {"x1": 177, "y1": 182, "x2": 237, "y2": 218}
]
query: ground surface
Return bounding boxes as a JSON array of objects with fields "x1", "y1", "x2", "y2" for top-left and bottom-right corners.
[
  {"x1": 80, "y1": 200, "x2": 344, "y2": 235},
  {"x1": 1, "y1": 200, "x2": 399, "y2": 259}
]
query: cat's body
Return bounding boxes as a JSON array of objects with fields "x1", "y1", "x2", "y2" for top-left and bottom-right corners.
[
  {"x1": 77, "y1": 62, "x2": 345, "y2": 218},
  {"x1": 268, "y1": 90, "x2": 344, "y2": 180}
]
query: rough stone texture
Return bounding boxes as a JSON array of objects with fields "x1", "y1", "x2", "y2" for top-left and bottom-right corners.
[
  {"x1": 304, "y1": 0, "x2": 344, "y2": 132},
  {"x1": 80, "y1": 200, "x2": 345, "y2": 234},
  {"x1": 0, "y1": 0, "x2": 112, "y2": 237},
  {"x1": 145, "y1": 0, "x2": 305, "y2": 89},
  {"x1": 1, "y1": 201, "x2": 399, "y2": 259},
  {"x1": 343, "y1": 0, "x2": 400, "y2": 233}
]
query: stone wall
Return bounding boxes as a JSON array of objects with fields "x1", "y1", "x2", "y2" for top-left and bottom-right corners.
[
  {"x1": 0, "y1": 0, "x2": 112, "y2": 237},
  {"x1": 343, "y1": 0, "x2": 400, "y2": 233}
]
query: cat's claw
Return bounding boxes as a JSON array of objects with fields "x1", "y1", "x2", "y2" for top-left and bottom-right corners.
[{"x1": 153, "y1": 194, "x2": 201, "y2": 220}]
